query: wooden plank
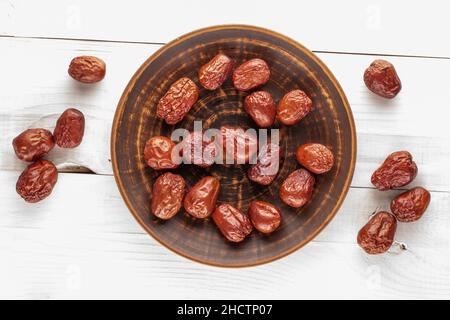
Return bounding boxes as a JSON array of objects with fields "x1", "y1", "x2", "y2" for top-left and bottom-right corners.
[
  {"x1": 1, "y1": 37, "x2": 450, "y2": 191},
  {"x1": 1, "y1": 171, "x2": 448, "y2": 299},
  {"x1": 2, "y1": 1, "x2": 449, "y2": 301},
  {"x1": 1, "y1": 0, "x2": 450, "y2": 57},
  {"x1": 0, "y1": 38, "x2": 156, "y2": 174}
]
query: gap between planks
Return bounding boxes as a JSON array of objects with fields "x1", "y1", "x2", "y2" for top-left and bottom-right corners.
[
  {"x1": 3, "y1": 169, "x2": 450, "y2": 196},
  {"x1": 2, "y1": 34, "x2": 450, "y2": 61},
  {"x1": 2, "y1": 36, "x2": 450, "y2": 192}
]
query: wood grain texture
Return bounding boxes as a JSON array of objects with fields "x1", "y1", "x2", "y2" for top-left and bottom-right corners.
[
  {"x1": 2, "y1": 0, "x2": 450, "y2": 57},
  {"x1": 0, "y1": 37, "x2": 157, "y2": 174},
  {"x1": 1, "y1": 171, "x2": 449, "y2": 299},
  {"x1": 1, "y1": 37, "x2": 450, "y2": 191},
  {"x1": 112, "y1": 25, "x2": 356, "y2": 267},
  {"x1": 1, "y1": 15, "x2": 450, "y2": 297}
]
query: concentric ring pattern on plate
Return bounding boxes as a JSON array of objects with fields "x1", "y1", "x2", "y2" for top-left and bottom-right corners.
[{"x1": 111, "y1": 25, "x2": 356, "y2": 267}]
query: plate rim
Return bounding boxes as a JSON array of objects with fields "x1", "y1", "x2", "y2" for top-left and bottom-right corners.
[{"x1": 110, "y1": 24, "x2": 357, "y2": 268}]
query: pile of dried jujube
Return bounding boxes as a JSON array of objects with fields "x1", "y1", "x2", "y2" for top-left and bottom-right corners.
[
  {"x1": 145, "y1": 53, "x2": 335, "y2": 243},
  {"x1": 12, "y1": 56, "x2": 105, "y2": 202},
  {"x1": 357, "y1": 60, "x2": 431, "y2": 255},
  {"x1": 11, "y1": 49, "x2": 431, "y2": 252}
]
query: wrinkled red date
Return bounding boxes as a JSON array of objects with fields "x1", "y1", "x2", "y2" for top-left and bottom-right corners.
[
  {"x1": 12, "y1": 128, "x2": 55, "y2": 162},
  {"x1": 244, "y1": 91, "x2": 276, "y2": 128},
  {"x1": 390, "y1": 187, "x2": 431, "y2": 222},
  {"x1": 53, "y1": 108, "x2": 85, "y2": 148},
  {"x1": 247, "y1": 143, "x2": 281, "y2": 185},
  {"x1": 220, "y1": 126, "x2": 258, "y2": 164},
  {"x1": 179, "y1": 131, "x2": 218, "y2": 168},
  {"x1": 233, "y1": 58, "x2": 270, "y2": 91},
  {"x1": 277, "y1": 90, "x2": 312, "y2": 126},
  {"x1": 16, "y1": 159, "x2": 58, "y2": 203},
  {"x1": 371, "y1": 151, "x2": 417, "y2": 191},
  {"x1": 364, "y1": 59, "x2": 402, "y2": 99},
  {"x1": 156, "y1": 77, "x2": 199, "y2": 125},
  {"x1": 357, "y1": 211, "x2": 397, "y2": 255},
  {"x1": 151, "y1": 172, "x2": 186, "y2": 220},
  {"x1": 279, "y1": 168, "x2": 315, "y2": 208},
  {"x1": 68, "y1": 56, "x2": 106, "y2": 83},
  {"x1": 144, "y1": 136, "x2": 179, "y2": 170},
  {"x1": 213, "y1": 203, "x2": 253, "y2": 242},
  {"x1": 198, "y1": 53, "x2": 233, "y2": 90},
  {"x1": 184, "y1": 176, "x2": 220, "y2": 218},
  {"x1": 296, "y1": 143, "x2": 334, "y2": 174},
  {"x1": 248, "y1": 200, "x2": 281, "y2": 234}
]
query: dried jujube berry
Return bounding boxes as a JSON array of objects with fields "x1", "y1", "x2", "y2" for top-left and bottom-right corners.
[
  {"x1": 179, "y1": 131, "x2": 218, "y2": 168},
  {"x1": 68, "y1": 56, "x2": 106, "y2": 83},
  {"x1": 184, "y1": 176, "x2": 220, "y2": 219},
  {"x1": 296, "y1": 143, "x2": 334, "y2": 174},
  {"x1": 371, "y1": 151, "x2": 417, "y2": 191},
  {"x1": 357, "y1": 211, "x2": 397, "y2": 255},
  {"x1": 244, "y1": 91, "x2": 276, "y2": 128},
  {"x1": 247, "y1": 143, "x2": 281, "y2": 185},
  {"x1": 248, "y1": 200, "x2": 281, "y2": 234},
  {"x1": 220, "y1": 126, "x2": 258, "y2": 164},
  {"x1": 144, "y1": 136, "x2": 179, "y2": 170},
  {"x1": 213, "y1": 203, "x2": 253, "y2": 242},
  {"x1": 156, "y1": 77, "x2": 199, "y2": 125},
  {"x1": 364, "y1": 59, "x2": 401, "y2": 99},
  {"x1": 277, "y1": 90, "x2": 312, "y2": 126},
  {"x1": 233, "y1": 58, "x2": 270, "y2": 91},
  {"x1": 198, "y1": 53, "x2": 233, "y2": 90},
  {"x1": 12, "y1": 128, "x2": 55, "y2": 162},
  {"x1": 391, "y1": 187, "x2": 431, "y2": 222},
  {"x1": 16, "y1": 159, "x2": 58, "y2": 203},
  {"x1": 151, "y1": 172, "x2": 186, "y2": 220},
  {"x1": 53, "y1": 108, "x2": 85, "y2": 148},
  {"x1": 279, "y1": 168, "x2": 315, "y2": 208}
]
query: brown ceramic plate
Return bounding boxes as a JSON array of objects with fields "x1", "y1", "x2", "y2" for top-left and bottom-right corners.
[{"x1": 111, "y1": 25, "x2": 356, "y2": 267}]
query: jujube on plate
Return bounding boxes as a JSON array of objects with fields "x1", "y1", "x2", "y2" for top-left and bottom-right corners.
[
  {"x1": 390, "y1": 187, "x2": 431, "y2": 222},
  {"x1": 16, "y1": 159, "x2": 58, "y2": 203},
  {"x1": 371, "y1": 151, "x2": 417, "y2": 191},
  {"x1": 144, "y1": 136, "x2": 179, "y2": 170},
  {"x1": 12, "y1": 128, "x2": 55, "y2": 162},
  {"x1": 179, "y1": 131, "x2": 218, "y2": 168},
  {"x1": 53, "y1": 108, "x2": 85, "y2": 148},
  {"x1": 357, "y1": 211, "x2": 397, "y2": 255},
  {"x1": 247, "y1": 143, "x2": 281, "y2": 185},
  {"x1": 68, "y1": 56, "x2": 106, "y2": 83},
  {"x1": 248, "y1": 200, "x2": 281, "y2": 234},
  {"x1": 232, "y1": 58, "x2": 270, "y2": 91},
  {"x1": 220, "y1": 126, "x2": 258, "y2": 164},
  {"x1": 156, "y1": 77, "x2": 199, "y2": 125},
  {"x1": 151, "y1": 172, "x2": 186, "y2": 220},
  {"x1": 198, "y1": 53, "x2": 233, "y2": 90},
  {"x1": 213, "y1": 203, "x2": 253, "y2": 242},
  {"x1": 296, "y1": 143, "x2": 334, "y2": 174},
  {"x1": 244, "y1": 91, "x2": 276, "y2": 128},
  {"x1": 277, "y1": 90, "x2": 312, "y2": 126},
  {"x1": 184, "y1": 176, "x2": 220, "y2": 219},
  {"x1": 279, "y1": 168, "x2": 315, "y2": 208},
  {"x1": 364, "y1": 59, "x2": 401, "y2": 99}
]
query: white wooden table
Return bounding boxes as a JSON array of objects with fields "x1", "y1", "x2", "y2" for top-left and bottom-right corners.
[{"x1": 1, "y1": 0, "x2": 450, "y2": 299}]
